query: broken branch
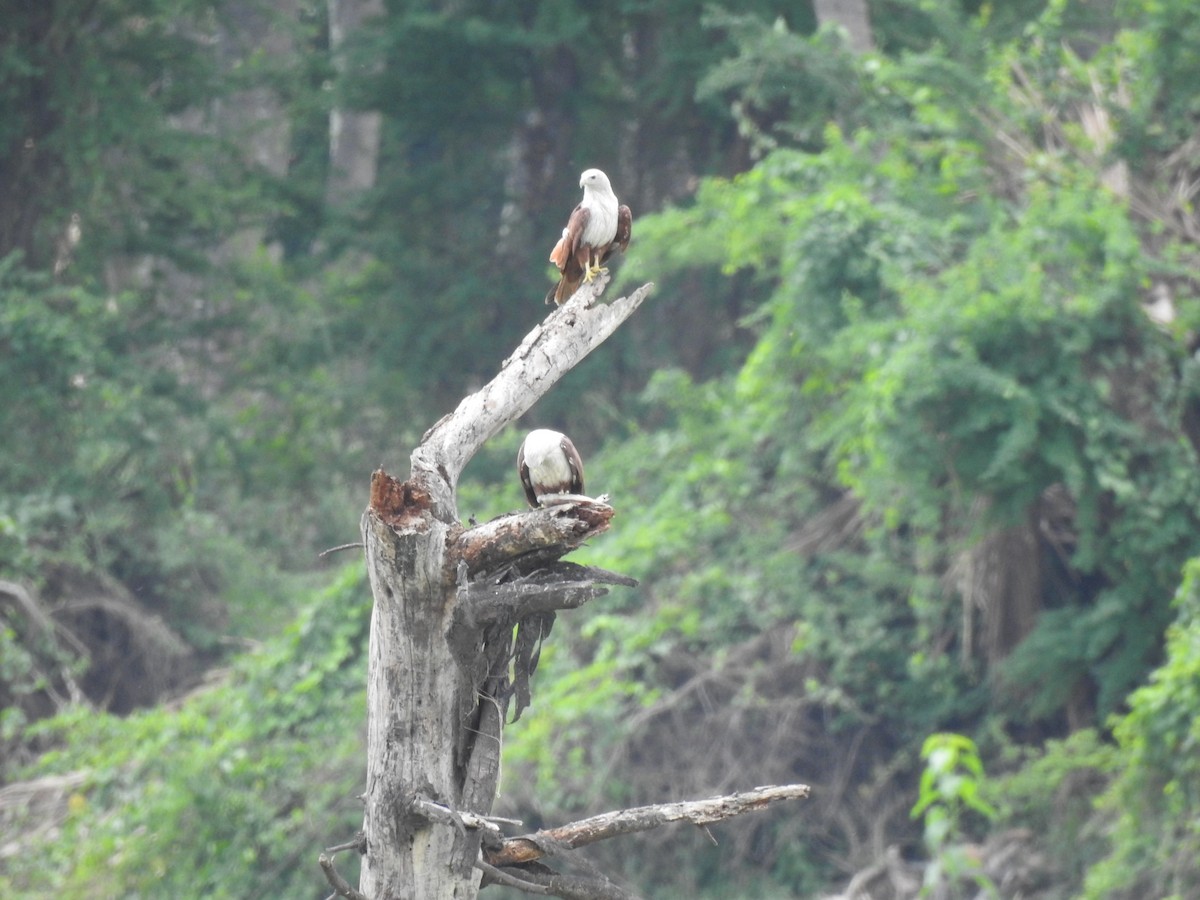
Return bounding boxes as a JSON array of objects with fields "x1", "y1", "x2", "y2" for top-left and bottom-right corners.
[
  {"x1": 454, "y1": 562, "x2": 638, "y2": 627},
  {"x1": 475, "y1": 859, "x2": 555, "y2": 896},
  {"x1": 414, "y1": 278, "x2": 654, "y2": 488},
  {"x1": 319, "y1": 850, "x2": 368, "y2": 900},
  {"x1": 454, "y1": 500, "x2": 617, "y2": 575},
  {"x1": 485, "y1": 866, "x2": 643, "y2": 900},
  {"x1": 485, "y1": 784, "x2": 812, "y2": 867}
]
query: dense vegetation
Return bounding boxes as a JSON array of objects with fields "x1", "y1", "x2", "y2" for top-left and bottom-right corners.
[{"x1": 3, "y1": 0, "x2": 1200, "y2": 897}]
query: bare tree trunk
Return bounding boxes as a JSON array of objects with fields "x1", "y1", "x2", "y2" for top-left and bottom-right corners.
[
  {"x1": 359, "y1": 503, "x2": 473, "y2": 897},
  {"x1": 327, "y1": 0, "x2": 383, "y2": 200},
  {"x1": 356, "y1": 278, "x2": 654, "y2": 898},
  {"x1": 319, "y1": 276, "x2": 811, "y2": 898},
  {"x1": 813, "y1": 0, "x2": 875, "y2": 54}
]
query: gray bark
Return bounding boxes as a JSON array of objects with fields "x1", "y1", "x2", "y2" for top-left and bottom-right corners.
[{"x1": 356, "y1": 277, "x2": 653, "y2": 899}]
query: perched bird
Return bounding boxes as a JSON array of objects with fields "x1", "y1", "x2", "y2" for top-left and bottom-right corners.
[
  {"x1": 546, "y1": 168, "x2": 632, "y2": 306},
  {"x1": 517, "y1": 429, "x2": 585, "y2": 507}
]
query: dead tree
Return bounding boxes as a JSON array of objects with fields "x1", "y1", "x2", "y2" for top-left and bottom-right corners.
[{"x1": 332, "y1": 276, "x2": 810, "y2": 900}]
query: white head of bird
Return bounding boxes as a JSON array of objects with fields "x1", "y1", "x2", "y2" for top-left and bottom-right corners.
[{"x1": 517, "y1": 429, "x2": 585, "y2": 507}]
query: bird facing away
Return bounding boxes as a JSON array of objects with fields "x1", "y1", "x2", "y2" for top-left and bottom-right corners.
[
  {"x1": 546, "y1": 168, "x2": 632, "y2": 306},
  {"x1": 517, "y1": 429, "x2": 585, "y2": 507}
]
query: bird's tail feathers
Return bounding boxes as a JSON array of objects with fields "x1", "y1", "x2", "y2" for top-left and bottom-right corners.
[{"x1": 549, "y1": 235, "x2": 570, "y2": 269}]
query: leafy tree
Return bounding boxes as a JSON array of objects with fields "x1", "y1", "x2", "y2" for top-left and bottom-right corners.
[
  {"x1": 0, "y1": 566, "x2": 369, "y2": 899},
  {"x1": 7, "y1": 0, "x2": 1200, "y2": 897},
  {"x1": 1085, "y1": 556, "x2": 1200, "y2": 899},
  {"x1": 322, "y1": 0, "x2": 791, "y2": 430},
  {"x1": 0, "y1": 0, "x2": 287, "y2": 270},
  {"x1": 506, "y1": 1, "x2": 1200, "y2": 894},
  {"x1": 912, "y1": 733, "x2": 998, "y2": 896}
]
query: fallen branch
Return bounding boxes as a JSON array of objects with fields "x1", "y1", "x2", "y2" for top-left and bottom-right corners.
[{"x1": 485, "y1": 783, "x2": 812, "y2": 867}]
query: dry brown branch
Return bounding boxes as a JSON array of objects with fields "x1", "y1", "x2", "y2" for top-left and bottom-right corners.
[
  {"x1": 485, "y1": 784, "x2": 811, "y2": 868},
  {"x1": 785, "y1": 493, "x2": 864, "y2": 557},
  {"x1": 411, "y1": 795, "x2": 507, "y2": 846},
  {"x1": 52, "y1": 592, "x2": 194, "y2": 712},
  {"x1": 325, "y1": 834, "x2": 368, "y2": 855},
  {"x1": 318, "y1": 541, "x2": 364, "y2": 559},
  {"x1": 0, "y1": 579, "x2": 88, "y2": 708},
  {"x1": 510, "y1": 623, "x2": 903, "y2": 882},
  {"x1": 832, "y1": 845, "x2": 921, "y2": 900},
  {"x1": 0, "y1": 580, "x2": 58, "y2": 640},
  {"x1": 589, "y1": 628, "x2": 784, "y2": 794}
]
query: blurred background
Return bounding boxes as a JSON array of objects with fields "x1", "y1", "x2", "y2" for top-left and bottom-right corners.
[{"x1": 3, "y1": 0, "x2": 1200, "y2": 896}]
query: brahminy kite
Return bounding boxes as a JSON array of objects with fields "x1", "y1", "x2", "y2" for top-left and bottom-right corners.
[
  {"x1": 517, "y1": 429, "x2": 585, "y2": 507},
  {"x1": 546, "y1": 168, "x2": 632, "y2": 306}
]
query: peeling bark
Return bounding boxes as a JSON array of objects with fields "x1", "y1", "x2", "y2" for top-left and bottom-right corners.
[
  {"x1": 351, "y1": 277, "x2": 811, "y2": 899},
  {"x1": 357, "y1": 278, "x2": 651, "y2": 899}
]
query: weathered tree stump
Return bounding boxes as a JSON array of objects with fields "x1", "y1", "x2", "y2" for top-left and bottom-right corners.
[
  {"x1": 357, "y1": 278, "x2": 652, "y2": 898},
  {"x1": 330, "y1": 276, "x2": 812, "y2": 900}
]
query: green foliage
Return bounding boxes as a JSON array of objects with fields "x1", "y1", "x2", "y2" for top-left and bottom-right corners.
[
  {"x1": 1114, "y1": 0, "x2": 1200, "y2": 156},
  {"x1": 985, "y1": 729, "x2": 1118, "y2": 892},
  {"x1": 912, "y1": 733, "x2": 998, "y2": 897},
  {"x1": 697, "y1": 8, "x2": 848, "y2": 155},
  {"x1": 913, "y1": 733, "x2": 997, "y2": 821},
  {"x1": 1084, "y1": 556, "x2": 1200, "y2": 899},
  {"x1": 507, "y1": 3, "x2": 1200, "y2": 894},
  {"x1": 0, "y1": 0, "x2": 288, "y2": 270},
  {"x1": 0, "y1": 566, "x2": 370, "y2": 898},
  {"x1": 0, "y1": 0, "x2": 358, "y2": 667},
  {"x1": 822, "y1": 180, "x2": 1200, "y2": 713},
  {"x1": 0, "y1": 250, "x2": 357, "y2": 655},
  {"x1": 6, "y1": 0, "x2": 1200, "y2": 897}
]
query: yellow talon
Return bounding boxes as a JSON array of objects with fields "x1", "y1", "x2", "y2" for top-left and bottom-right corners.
[{"x1": 582, "y1": 264, "x2": 608, "y2": 284}]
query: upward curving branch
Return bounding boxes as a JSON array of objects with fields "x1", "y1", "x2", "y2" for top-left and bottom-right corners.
[{"x1": 413, "y1": 275, "x2": 655, "y2": 511}]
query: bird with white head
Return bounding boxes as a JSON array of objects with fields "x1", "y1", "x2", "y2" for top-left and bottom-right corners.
[{"x1": 546, "y1": 168, "x2": 632, "y2": 306}]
